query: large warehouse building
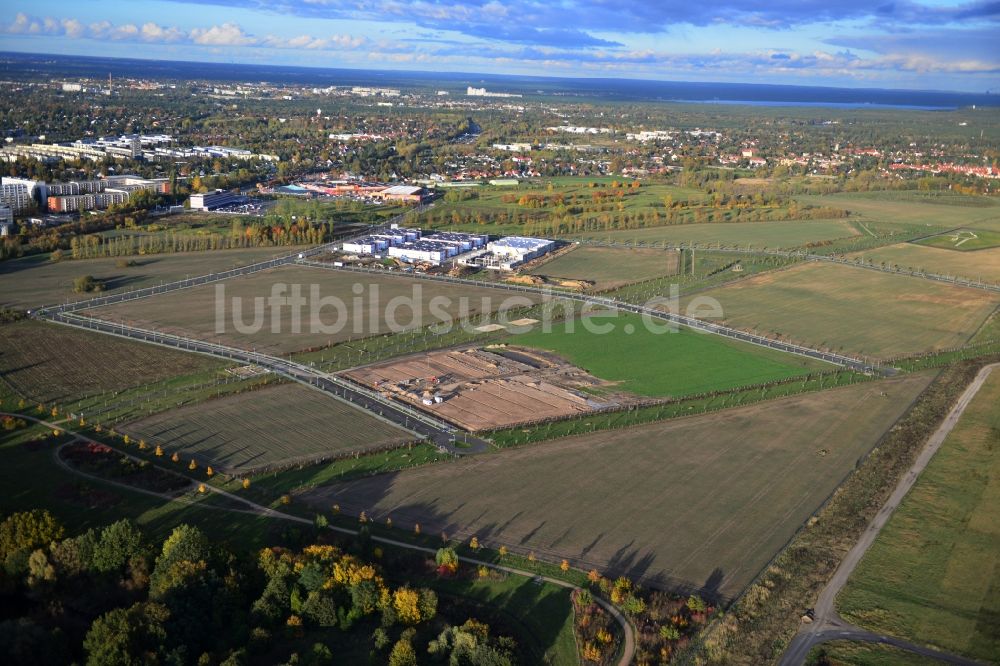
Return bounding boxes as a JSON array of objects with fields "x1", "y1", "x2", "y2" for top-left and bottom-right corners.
[{"x1": 342, "y1": 228, "x2": 486, "y2": 265}]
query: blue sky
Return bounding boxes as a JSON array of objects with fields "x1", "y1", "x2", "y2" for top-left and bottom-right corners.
[{"x1": 1, "y1": 0, "x2": 998, "y2": 91}]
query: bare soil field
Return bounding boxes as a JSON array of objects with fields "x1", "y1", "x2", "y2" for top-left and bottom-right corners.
[
  {"x1": 530, "y1": 246, "x2": 681, "y2": 290},
  {"x1": 300, "y1": 372, "x2": 934, "y2": 600},
  {"x1": 687, "y1": 262, "x2": 999, "y2": 359},
  {"x1": 87, "y1": 265, "x2": 542, "y2": 355},
  {"x1": 0, "y1": 247, "x2": 289, "y2": 309},
  {"x1": 0, "y1": 320, "x2": 221, "y2": 405},
  {"x1": 344, "y1": 346, "x2": 631, "y2": 431},
  {"x1": 121, "y1": 383, "x2": 411, "y2": 473}
]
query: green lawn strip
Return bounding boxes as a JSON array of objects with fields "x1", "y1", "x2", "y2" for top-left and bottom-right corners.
[
  {"x1": 505, "y1": 312, "x2": 828, "y2": 398},
  {"x1": 805, "y1": 640, "x2": 941, "y2": 666},
  {"x1": 487, "y1": 369, "x2": 865, "y2": 447}
]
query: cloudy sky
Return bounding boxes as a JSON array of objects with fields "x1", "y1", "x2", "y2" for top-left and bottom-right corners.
[{"x1": 1, "y1": 0, "x2": 998, "y2": 91}]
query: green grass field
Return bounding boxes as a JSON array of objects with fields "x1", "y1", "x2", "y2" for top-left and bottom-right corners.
[
  {"x1": 798, "y1": 192, "x2": 1000, "y2": 233},
  {"x1": 120, "y1": 383, "x2": 412, "y2": 472},
  {"x1": 806, "y1": 640, "x2": 941, "y2": 666},
  {"x1": 0, "y1": 247, "x2": 291, "y2": 309},
  {"x1": 836, "y1": 369, "x2": 1000, "y2": 662},
  {"x1": 529, "y1": 245, "x2": 680, "y2": 289},
  {"x1": 87, "y1": 265, "x2": 542, "y2": 355},
  {"x1": 507, "y1": 312, "x2": 828, "y2": 397},
  {"x1": 0, "y1": 320, "x2": 222, "y2": 405},
  {"x1": 913, "y1": 228, "x2": 1000, "y2": 252},
  {"x1": 689, "y1": 263, "x2": 1000, "y2": 359},
  {"x1": 850, "y1": 243, "x2": 1000, "y2": 283},
  {"x1": 0, "y1": 422, "x2": 283, "y2": 552},
  {"x1": 300, "y1": 373, "x2": 933, "y2": 600},
  {"x1": 567, "y1": 219, "x2": 858, "y2": 248}
]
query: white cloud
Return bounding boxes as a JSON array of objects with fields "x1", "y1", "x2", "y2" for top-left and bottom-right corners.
[{"x1": 189, "y1": 22, "x2": 257, "y2": 46}]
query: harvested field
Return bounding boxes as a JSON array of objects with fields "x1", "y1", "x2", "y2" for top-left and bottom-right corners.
[
  {"x1": 300, "y1": 372, "x2": 934, "y2": 600},
  {"x1": 0, "y1": 320, "x2": 221, "y2": 404},
  {"x1": 344, "y1": 347, "x2": 628, "y2": 431},
  {"x1": 0, "y1": 247, "x2": 289, "y2": 309},
  {"x1": 530, "y1": 246, "x2": 680, "y2": 290},
  {"x1": 121, "y1": 383, "x2": 411, "y2": 473},
  {"x1": 837, "y1": 369, "x2": 1000, "y2": 662},
  {"x1": 850, "y1": 242, "x2": 1000, "y2": 283},
  {"x1": 87, "y1": 265, "x2": 541, "y2": 355},
  {"x1": 688, "y1": 262, "x2": 999, "y2": 359},
  {"x1": 567, "y1": 219, "x2": 857, "y2": 248}
]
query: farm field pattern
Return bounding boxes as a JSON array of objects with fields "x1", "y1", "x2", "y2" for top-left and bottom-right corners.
[
  {"x1": 688, "y1": 262, "x2": 999, "y2": 359},
  {"x1": 120, "y1": 383, "x2": 412, "y2": 472},
  {"x1": 530, "y1": 245, "x2": 681, "y2": 289},
  {"x1": 86, "y1": 265, "x2": 543, "y2": 354},
  {"x1": 301, "y1": 373, "x2": 934, "y2": 600}
]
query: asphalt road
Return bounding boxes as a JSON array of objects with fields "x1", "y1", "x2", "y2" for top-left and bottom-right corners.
[
  {"x1": 779, "y1": 363, "x2": 999, "y2": 666},
  {"x1": 40, "y1": 310, "x2": 487, "y2": 456}
]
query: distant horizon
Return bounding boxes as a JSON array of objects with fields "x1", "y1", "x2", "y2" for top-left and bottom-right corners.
[
  {"x1": 2, "y1": 50, "x2": 998, "y2": 107},
  {"x1": 2, "y1": 1, "x2": 998, "y2": 92}
]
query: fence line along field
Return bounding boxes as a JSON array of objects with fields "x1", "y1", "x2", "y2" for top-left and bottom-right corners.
[
  {"x1": 86, "y1": 265, "x2": 543, "y2": 355},
  {"x1": 567, "y1": 218, "x2": 859, "y2": 248},
  {"x1": 120, "y1": 383, "x2": 412, "y2": 473},
  {"x1": 0, "y1": 247, "x2": 292, "y2": 309},
  {"x1": 798, "y1": 192, "x2": 1000, "y2": 232},
  {"x1": 912, "y1": 228, "x2": 1000, "y2": 252},
  {"x1": 836, "y1": 369, "x2": 1000, "y2": 663},
  {"x1": 300, "y1": 372, "x2": 934, "y2": 600},
  {"x1": 849, "y1": 243, "x2": 1000, "y2": 283},
  {"x1": 0, "y1": 320, "x2": 222, "y2": 405},
  {"x1": 504, "y1": 312, "x2": 828, "y2": 398},
  {"x1": 686, "y1": 262, "x2": 1000, "y2": 359},
  {"x1": 528, "y1": 245, "x2": 680, "y2": 290}
]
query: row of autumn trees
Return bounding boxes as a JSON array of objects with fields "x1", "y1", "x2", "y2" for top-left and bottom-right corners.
[{"x1": 0, "y1": 511, "x2": 519, "y2": 666}]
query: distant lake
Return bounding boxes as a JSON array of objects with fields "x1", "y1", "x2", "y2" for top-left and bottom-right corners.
[
  {"x1": 671, "y1": 99, "x2": 957, "y2": 111},
  {"x1": 2, "y1": 51, "x2": 996, "y2": 109}
]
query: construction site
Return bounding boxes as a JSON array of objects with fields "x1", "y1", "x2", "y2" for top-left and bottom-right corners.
[{"x1": 342, "y1": 346, "x2": 639, "y2": 431}]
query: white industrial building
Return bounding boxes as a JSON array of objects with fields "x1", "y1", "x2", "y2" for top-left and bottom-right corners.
[
  {"x1": 489, "y1": 236, "x2": 555, "y2": 262},
  {"x1": 467, "y1": 236, "x2": 556, "y2": 271},
  {"x1": 189, "y1": 190, "x2": 245, "y2": 211},
  {"x1": 341, "y1": 228, "x2": 485, "y2": 266},
  {"x1": 388, "y1": 242, "x2": 450, "y2": 265}
]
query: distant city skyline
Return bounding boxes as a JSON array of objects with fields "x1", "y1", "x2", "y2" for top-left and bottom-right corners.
[{"x1": 1, "y1": 0, "x2": 998, "y2": 92}]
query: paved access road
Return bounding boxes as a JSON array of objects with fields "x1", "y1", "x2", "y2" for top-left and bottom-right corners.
[
  {"x1": 41, "y1": 310, "x2": 487, "y2": 456},
  {"x1": 779, "y1": 363, "x2": 999, "y2": 666}
]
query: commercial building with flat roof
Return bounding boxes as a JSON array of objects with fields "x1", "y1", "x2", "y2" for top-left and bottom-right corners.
[{"x1": 189, "y1": 190, "x2": 246, "y2": 211}]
